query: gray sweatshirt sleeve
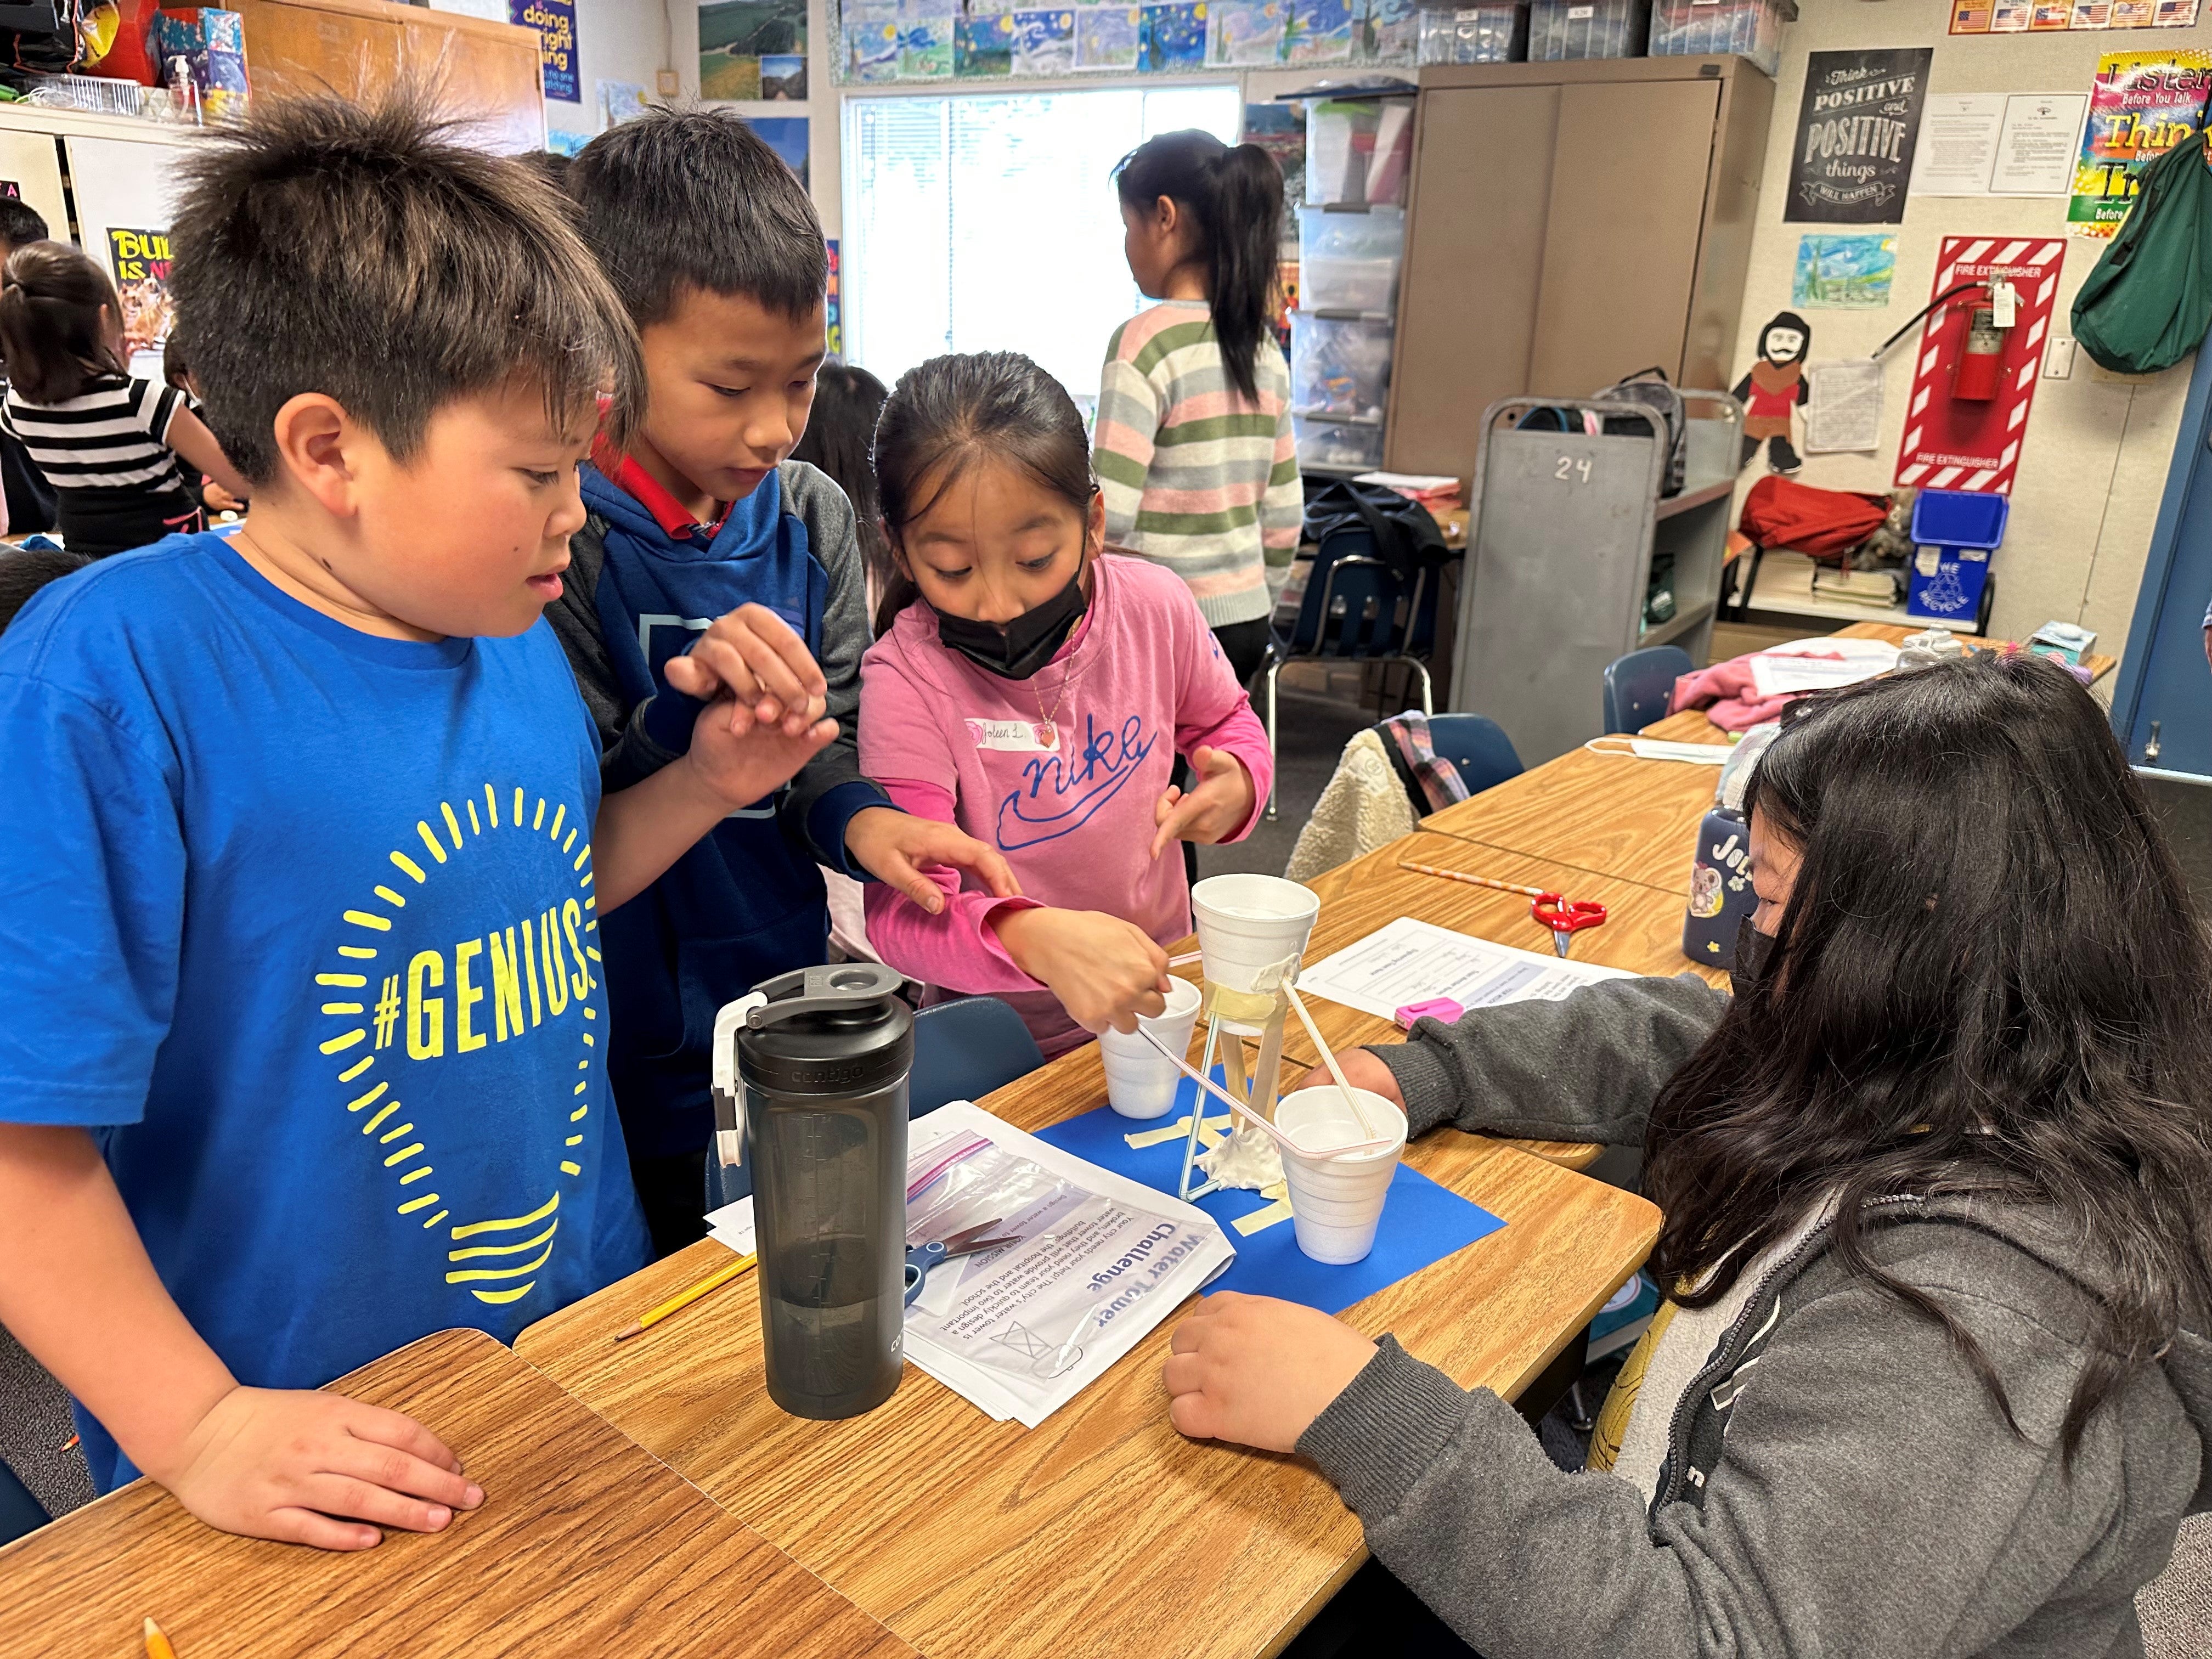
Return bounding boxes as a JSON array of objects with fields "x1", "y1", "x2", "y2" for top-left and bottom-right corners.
[
  {"x1": 543, "y1": 517, "x2": 684, "y2": 791},
  {"x1": 1297, "y1": 1256, "x2": 2163, "y2": 1659},
  {"x1": 1372, "y1": 973, "x2": 1729, "y2": 1146},
  {"x1": 778, "y1": 460, "x2": 890, "y2": 875}
]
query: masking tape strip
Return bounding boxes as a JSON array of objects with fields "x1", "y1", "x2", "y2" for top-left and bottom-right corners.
[
  {"x1": 1233, "y1": 1198, "x2": 1294, "y2": 1237},
  {"x1": 1125, "y1": 1113, "x2": 1232, "y2": 1150}
]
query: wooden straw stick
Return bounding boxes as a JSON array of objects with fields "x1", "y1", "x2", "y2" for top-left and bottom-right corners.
[
  {"x1": 1139, "y1": 1028, "x2": 1392, "y2": 1159},
  {"x1": 1282, "y1": 982, "x2": 1383, "y2": 1141},
  {"x1": 1397, "y1": 859, "x2": 1547, "y2": 900}
]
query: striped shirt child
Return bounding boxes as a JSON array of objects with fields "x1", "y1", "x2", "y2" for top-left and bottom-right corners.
[
  {"x1": 1092, "y1": 300, "x2": 1300, "y2": 629},
  {"x1": 1, "y1": 372, "x2": 200, "y2": 559}
]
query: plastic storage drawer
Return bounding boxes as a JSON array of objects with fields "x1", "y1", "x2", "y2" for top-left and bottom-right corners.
[
  {"x1": 1297, "y1": 206, "x2": 1405, "y2": 313},
  {"x1": 1291, "y1": 314, "x2": 1392, "y2": 420},
  {"x1": 1293, "y1": 416, "x2": 1386, "y2": 472},
  {"x1": 1649, "y1": 0, "x2": 1792, "y2": 78},
  {"x1": 1419, "y1": 2, "x2": 1528, "y2": 63},
  {"x1": 1528, "y1": 0, "x2": 1650, "y2": 59}
]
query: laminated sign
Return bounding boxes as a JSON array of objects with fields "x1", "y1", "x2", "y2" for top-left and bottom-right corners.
[
  {"x1": 1895, "y1": 236, "x2": 2066, "y2": 496},
  {"x1": 511, "y1": 0, "x2": 579, "y2": 101},
  {"x1": 1786, "y1": 47, "x2": 1935, "y2": 224}
]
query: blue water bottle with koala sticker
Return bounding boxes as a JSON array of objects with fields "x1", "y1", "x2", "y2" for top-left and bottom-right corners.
[{"x1": 1682, "y1": 725, "x2": 1780, "y2": 972}]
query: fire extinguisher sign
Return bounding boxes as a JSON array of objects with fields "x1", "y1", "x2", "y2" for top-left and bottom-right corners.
[{"x1": 1895, "y1": 236, "x2": 2067, "y2": 496}]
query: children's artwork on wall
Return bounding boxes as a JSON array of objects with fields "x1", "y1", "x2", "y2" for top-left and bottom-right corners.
[
  {"x1": 1895, "y1": 236, "x2": 2065, "y2": 495},
  {"x1": 546, "y1": 128, "x2": 590, "y2": 157},
  {"x1": 1138, "y1": 1, "x2": 1206, "y2": 71},
  {"x1": 1284, "y1": 0, "x2": 1356, "y2": 64},
  {"x1": 106, "y1": 227, "x2": 173, "y2": 374},
  {"x1": 954, "y1": 13, "x2": 1014, "y2": 74},
  {"x1": 2068, "y1": 49, "x2": 2212, "y2": 237},
  {"x1": 899, "y1": 0, "x2": 956, "y2": 76},
  {"x1": 1792, "y1": 234, "x2": 1897, "y2": 309},
  {"x1": 1077, "y1": 6, "x2": 1142, "y2": 70},
  {"x1": 847, "y1": 0, "x2": 901, "y2": 80},
  {"x1": 699, "y1": 0, "x2": 806, "y2": 101},
  {"x1": 598, "y1": 80, "x2": 649, "y2": 129},
  {"x1": 1953, "y1": 0, "x2": 2197, "y2": 24},
  {"x1": 745, "y1": 116, "x2": 811, "y2": 191},
  {"x1": 1360, "y1": 0, "x2": 1420, "y2": 61},
  {"x1": 1212, "y1": 0, "x2": 1284, "y2": 64},
  {"x1": 1733, "y1": 311, "x2": 1812, "y2": 476},
  {"x1": 1010, "y1": 7, "x2": 1075, "y2": 72},
  {"x1": 760, "y1": 53, "x2": 808, "y2": 97},
  {"x1": 1785, "y1": 48, "x2": 1933, "y2": 224},
  {"x1": 826, "y1": 238, "x2": 842, "y2": 359},
  {"x1": 511, "y1": 0, "x2": 580, "y2": 102}
]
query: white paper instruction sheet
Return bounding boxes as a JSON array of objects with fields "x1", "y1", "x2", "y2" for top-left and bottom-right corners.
[{"x1": 1296, "y1": 917, "x2": 1632, "y2": 1022}]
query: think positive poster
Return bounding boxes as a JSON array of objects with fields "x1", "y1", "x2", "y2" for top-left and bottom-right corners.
[
  {"x1": 1785, "y1": 47, "x2": 1934, "y2": 223},
  {"x1": 2068, "y1": 49, "x2": 2212, "y2": 236}
]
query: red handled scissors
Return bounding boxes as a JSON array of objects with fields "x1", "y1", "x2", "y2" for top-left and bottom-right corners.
[{"x1": 1531, "y1": 894, "x2": 1607, "y2": 958}]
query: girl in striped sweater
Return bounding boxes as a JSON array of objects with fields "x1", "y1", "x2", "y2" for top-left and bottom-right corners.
[{"x1": 1097, "y1": 131, "x2": 1300, "y2": 692}]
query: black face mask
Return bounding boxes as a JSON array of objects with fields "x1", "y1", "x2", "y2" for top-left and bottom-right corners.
[
  {"x1": 1731, "y1": 922, "x2": 1777, "y2": 997},
  {"x1": 932, "y1": 562, "x2": 1088, "y2": 680}
]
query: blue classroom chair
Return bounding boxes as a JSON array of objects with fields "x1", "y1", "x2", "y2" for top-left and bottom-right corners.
[
  {"x1": 1601, "y1": 645, "x2": 1695, "y2": 736},
  {"x1": 1414, "y1": 713, "x2": 1523, "y2": 798},
  {"x1": 0, "y1": 1459, "x2": 48, "y2": 1546},
  {"x1": 706, "y1": 994, "x2": 1046, "y2": 1211}
]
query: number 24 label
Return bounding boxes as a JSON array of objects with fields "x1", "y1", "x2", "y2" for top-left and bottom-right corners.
[{"x1": 1555, "y1": 455, "x2": 1592, "y2": 483}]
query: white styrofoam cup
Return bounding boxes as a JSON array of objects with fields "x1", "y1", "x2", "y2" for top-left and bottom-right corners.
[
  {"x1": 1190, "y1": 876, "x2": 1321, "y2": 1034},
  {"x1": 1276, "y1": 1086, "x2": 1407, "y2": 1265},
  {"x1": 1098, "y1": 977, "x2": 1204, "y2": 1120}
]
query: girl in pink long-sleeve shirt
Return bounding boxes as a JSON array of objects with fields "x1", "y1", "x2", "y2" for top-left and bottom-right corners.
[{"x1": 858, "y1": 351, "x2": 1275, "y2": 1057}]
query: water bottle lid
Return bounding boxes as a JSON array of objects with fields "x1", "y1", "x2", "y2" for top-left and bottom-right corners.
[{"x1": 735, "y1": 963, "x2": 915, "y2": 1096}]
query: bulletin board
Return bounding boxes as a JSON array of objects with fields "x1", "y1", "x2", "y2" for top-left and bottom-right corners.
[{"x1": 830, "y1": 0, "x2": 1420, "y2": 87}]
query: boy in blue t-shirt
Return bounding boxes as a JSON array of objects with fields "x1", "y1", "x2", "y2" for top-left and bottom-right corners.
[
  {"x1": 0, "y1": 95, "x2": 837, "y2": 1549},
  {"x1": 548, "y1": 111, "x2": 1015, "y2": 1254}
]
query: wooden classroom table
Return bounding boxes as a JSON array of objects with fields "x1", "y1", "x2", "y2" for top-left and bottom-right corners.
[
  {"x1": 515, "y1": 1049, "x2": 1658, "y2": 1659},
  {"x1": 1423, "y1": 620, "x2": 2119, "y2": 892},
  {"x1": 0, "y1": 1328, "x2": 913, "y2": 1659}
]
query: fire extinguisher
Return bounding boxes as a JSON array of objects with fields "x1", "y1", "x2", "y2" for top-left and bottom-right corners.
[{"x1": 1954, "y1": 304, "x2": 2005, "y2": 402}]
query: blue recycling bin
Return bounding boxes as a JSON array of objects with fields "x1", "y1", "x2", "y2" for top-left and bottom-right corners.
[{"x1": 1906, "y1": 490, "x2": 2008, "y2": 624}]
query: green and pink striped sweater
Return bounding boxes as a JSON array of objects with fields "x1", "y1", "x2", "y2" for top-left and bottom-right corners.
[{"x1": 1092, "y1": 300, "x2": 1301, "y2": 629}]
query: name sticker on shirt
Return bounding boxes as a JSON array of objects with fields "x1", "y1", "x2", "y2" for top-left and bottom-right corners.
[{"x1": 966, "y1": 718, "x2": 1060, "y2": 753}]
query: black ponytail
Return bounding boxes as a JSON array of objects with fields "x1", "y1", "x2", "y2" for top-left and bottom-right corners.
[{"x1": 1114, "y1": 131, "x2": 1284, "y2": 405}]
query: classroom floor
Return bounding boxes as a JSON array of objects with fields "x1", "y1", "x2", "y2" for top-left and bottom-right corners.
[{"x1": 1, "y1": 1323, "x2": 89, "y2": 1518}]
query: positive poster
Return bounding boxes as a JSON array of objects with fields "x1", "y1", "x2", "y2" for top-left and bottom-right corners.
[
  {"x1": 1894, "y1": 235, "x2": 2065, "y2": 496},
  {"x1": 699, "y1": 0, "x2": 807, "y2": 100},
  {"x1": 2068, "y1": 49, "x2": 2212, "y2": 237},
  {"x1": 105, "y1": 226, "x2": 174, "y2": 369},
  {"x1": 1785, "y1": 48, "x2": 1934, "y2": 224},
  {"x1": 511, "y1": 0, "x2": 579, "y2": 102}
]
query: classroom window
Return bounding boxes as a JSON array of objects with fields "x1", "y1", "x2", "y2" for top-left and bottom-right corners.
[{"x1": 842, "y1": 84, "x2": 1243, "y2": 403}]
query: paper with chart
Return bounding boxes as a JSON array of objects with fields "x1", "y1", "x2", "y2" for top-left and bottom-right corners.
[
  {"x1": 1295, "y1": 917, "x2": 1632, "y2": 1023},
  {"x1": 900, "y1": 1102, "x2": 1233, "y2": 1427}
]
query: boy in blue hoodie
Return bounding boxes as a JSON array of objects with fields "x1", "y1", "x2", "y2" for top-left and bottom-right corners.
[{"x1": 550, "y1": 109, "x2": 1013, "y2": 1253}]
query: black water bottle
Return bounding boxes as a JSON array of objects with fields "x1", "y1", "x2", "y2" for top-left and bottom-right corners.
[{"x1": 730, "y1": 963, "x2": 913, "y2": 1420}]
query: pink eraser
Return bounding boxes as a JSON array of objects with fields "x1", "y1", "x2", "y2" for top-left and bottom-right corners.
[{"x1": 1395, "y1": 997, "x2": 1463, "y2": 1030}]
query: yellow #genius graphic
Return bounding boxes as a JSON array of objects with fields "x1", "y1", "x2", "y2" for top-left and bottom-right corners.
[{"x1": 314, "y1": 782, "x2": 602, "y2": 1307}]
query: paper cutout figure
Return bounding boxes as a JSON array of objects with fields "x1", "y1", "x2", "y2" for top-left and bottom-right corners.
[{"x1": 1734, "y1": 311, "x2": 1812, "y2": 475}]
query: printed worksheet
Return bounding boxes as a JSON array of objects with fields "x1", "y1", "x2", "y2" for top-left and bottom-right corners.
[{"x1": 1295, "y1": 917, "x2": 1632, "y2": 1023}]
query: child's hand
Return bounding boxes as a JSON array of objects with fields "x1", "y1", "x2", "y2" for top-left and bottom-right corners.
[
  {"x1": 1163, "y1": 1292, "x2": 1379, "y2": 1453},
  {"x1": 201, "y1": 477, "x2": 246, "y2": 513},
  {"x1": 1150, "y1": 746, "x2": 1256, "y2": 860},
  {"x1": 1291, "y1": 1048, "x2": 1404, "y2": 1109},
  {"x1": 153, "y1": 1384, "x2": 483, "y2": 1551},
  {"x1": 681, "y1": 695, "x2": 837, "y2": 811},
  {"x1": 845, "y1": 806, "x2": 1020, "y2": 914},
  {"x1": 991, "y1": 908, "x2": 1169, "y2": 1034},
  {"x1": 663, "y1": 603, "x2": 829, "y2": 740}
]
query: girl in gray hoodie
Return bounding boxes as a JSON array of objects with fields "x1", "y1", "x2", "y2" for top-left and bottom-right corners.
[{"x1": 1167, "y1": 653, "x2": 2212, "y2": 1658}]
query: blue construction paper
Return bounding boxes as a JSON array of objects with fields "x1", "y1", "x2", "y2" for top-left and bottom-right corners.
[{"x1": 1035, "y1": 1075, "x2": 1505, "y2": 1317}]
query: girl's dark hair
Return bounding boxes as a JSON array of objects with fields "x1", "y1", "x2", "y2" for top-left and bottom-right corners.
[
  {"x1": 791, "y1": 363, "x2": 890, "y2": 627},
  {"x1": 1114, "y1": 131, "x2": 1283, "y2": 405},
  {"x1": 871, "y1": 351, "x2": 1095, "y2": 637},
  {"x1": 1646, "y1": 652, "x2": 2212, "y2": 1462},
  {"x1": 0, "y1": 241, "x2": 125, "y2": 405}
]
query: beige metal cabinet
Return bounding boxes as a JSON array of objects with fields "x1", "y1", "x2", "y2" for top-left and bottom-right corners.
[{"x1": 1386, "y1": 56, "x2": 1773, "y2": 481}]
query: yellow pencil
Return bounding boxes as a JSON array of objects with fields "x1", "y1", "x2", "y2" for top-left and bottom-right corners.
[
  {"x1": 614, "y1": 1252, "x2": 755, "y2": 1341},
  {"x1": 143, "y1": 1616, "x2": 178, "y2": 1659}
]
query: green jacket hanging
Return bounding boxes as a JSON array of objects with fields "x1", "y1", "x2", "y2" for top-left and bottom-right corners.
[{"x1": 2072, "y1": 131, "x2": 2212, "y2": 376}]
